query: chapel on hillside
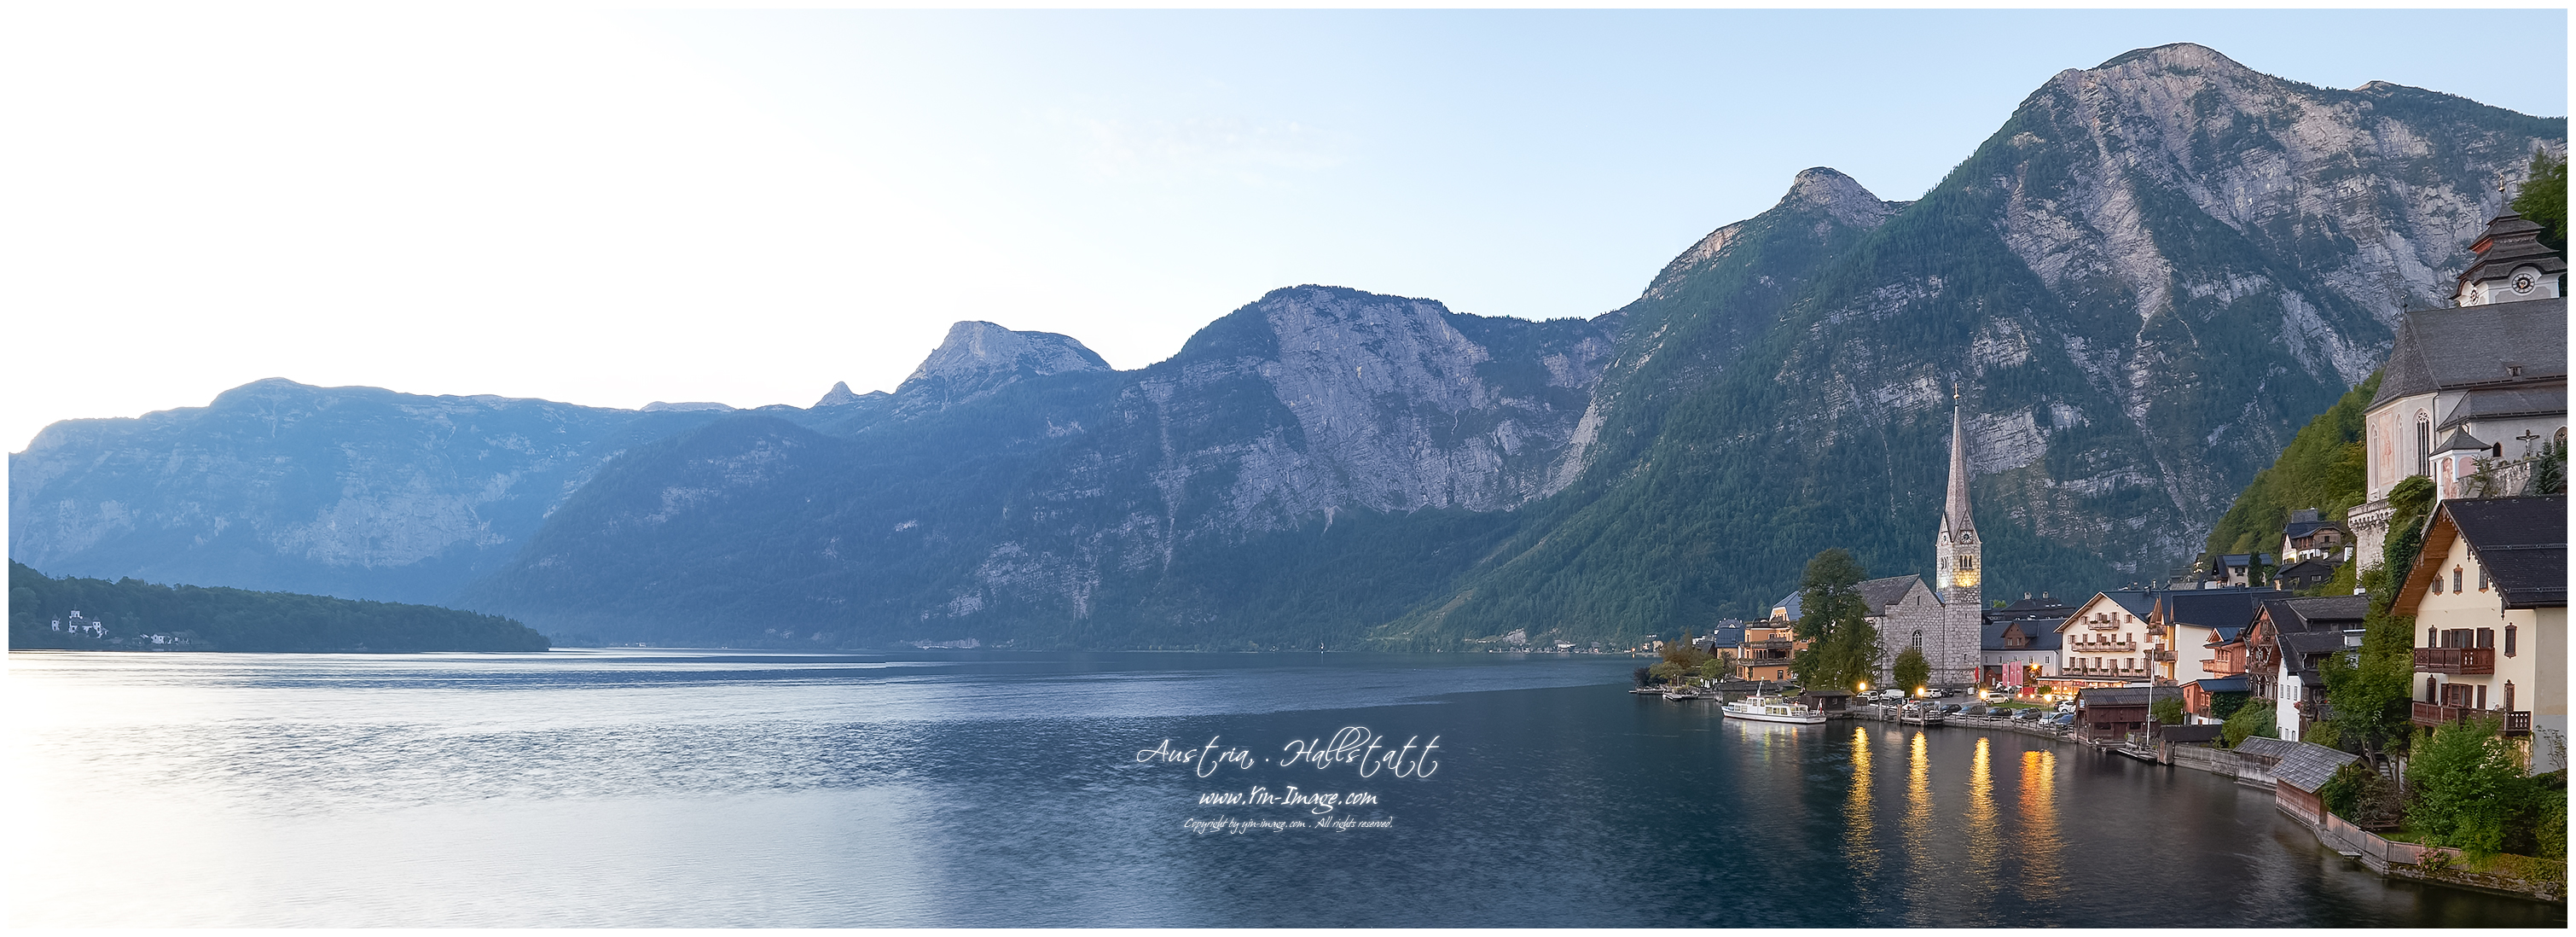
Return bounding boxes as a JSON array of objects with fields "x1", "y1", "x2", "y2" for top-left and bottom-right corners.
[{"x1": 2348, "y1": 209, "x2": 2568, "y2": 564}]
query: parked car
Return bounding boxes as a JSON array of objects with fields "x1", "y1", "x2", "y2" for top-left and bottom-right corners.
[
  {"x1": 2056, "y1": 701, "x2": 2077, "y2": 713},
  {"x1": 1922, "y1": 688, "x2": 1949, "y2": 699},
  {"x1": 1979, "y1": 689, "x2": 2013, "y2": 702},
  {"x1": 2013, "y1": 707, "x2": 2045, "y2": 722},
  {"x1": 1961, "y1": 704, "x2": 1989, "y2": 718}
]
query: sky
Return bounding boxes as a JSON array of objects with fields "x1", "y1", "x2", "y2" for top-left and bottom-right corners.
[{"x1": 4, "y1": 8, "x2": 2567, "y2": 452}]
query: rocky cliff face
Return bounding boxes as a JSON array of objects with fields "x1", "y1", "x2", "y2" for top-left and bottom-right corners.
[
  {"x1": 464, "y1": 287, "x2": 1616, "y2": 643},
  {"x1": 8, "y1": 379, "x2": 724, "y2": 602},
  {"x1": 1380, "y1": 44, "x2": 2563, "y2": 645}
]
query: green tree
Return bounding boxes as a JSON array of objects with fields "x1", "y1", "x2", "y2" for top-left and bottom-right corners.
[
  {"x1": 1790, "y1": 549, "x2": 1880, "y2": 691},
  {"x1": 2529, "y1": 438, "x2": 2567, "y2": 496},
  {"x1": 2512, "y1": 149, "x2": 2568, "y2": 254},
  {"x1": 2407, "y1": 718, "x2": 2539, "y2": 858},
  {"x1": 2221, "y1": 699, "x2": 2278, "y2": 747},
  {"x1": 1891, "y1": 647, "x2": 1930, "y2": 695},
  {"x1": 2376, "y1": 475, "x2": 2438, "y2": 614},
  {"x1": 2151, "y1": 695, "x2": 2184, "y2": 726}
]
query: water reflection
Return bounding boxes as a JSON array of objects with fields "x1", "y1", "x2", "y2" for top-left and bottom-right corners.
[
  {"x1": 2019, "y1": 748, "x2": 2063, "y2": 902},
  {"x1": 1958, "y1": 736, "x2": 2001, "y2": 922},
  {"x1": 1844, "y1": 725, "x2": 1877, "y2": 908}
]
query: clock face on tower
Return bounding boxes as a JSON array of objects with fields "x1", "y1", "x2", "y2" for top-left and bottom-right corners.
[{"x1": 2515, "y1": 273, "x2": 2536, "y2": 294}]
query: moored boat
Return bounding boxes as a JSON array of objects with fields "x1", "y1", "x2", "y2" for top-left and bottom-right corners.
[{"x1": 1720, "y1": 694, "x2": 1827, "y2": 725}]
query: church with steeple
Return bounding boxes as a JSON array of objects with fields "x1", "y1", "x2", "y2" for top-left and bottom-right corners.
[
  {"x1": 1856, "y1": 391, "x2": 1990, "y2": 690},
  {"x1": 1928, "y1": 390, "x2": 1985, "y2": 687}
]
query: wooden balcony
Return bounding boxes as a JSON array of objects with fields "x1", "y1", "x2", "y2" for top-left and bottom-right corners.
[
  {"x1": 2149, "y1": 649, "x2": 2175, "y2": 662},
  {"x1": 2412, "y1": 702, "x2": 2530, "y2": 736},
  {"x1": 2073, "y1": 641, "x2": 2138, "y2": 653},
  {"x1": 2411, "y1": 647, "x2": 2494, "y2": 675},
  {"x1": 2202, "y1": 658, "x2": 2242, "y2": 675}
]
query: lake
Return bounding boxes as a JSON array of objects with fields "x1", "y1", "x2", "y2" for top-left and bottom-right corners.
[{"x1": 5, "y1": 649, "x2": 2561, "y2": 927}]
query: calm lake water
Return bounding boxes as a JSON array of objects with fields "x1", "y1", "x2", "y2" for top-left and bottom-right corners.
[{"x1": 6, "y1": 649, "x2": 2562, "y2": 927}]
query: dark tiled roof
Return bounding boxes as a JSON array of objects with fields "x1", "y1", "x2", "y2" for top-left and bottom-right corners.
[
  {"x1": 2079, "y1": 687, "x2": 2155, "y2": 707},
  {"x1": 2280, "y1": 632, "x2": 2354, "y2": 679},
  {"x1": 2275, "y1": 559, "x2": 2340, "y2": 580},
  {"x1": 1857, "y1": 574, "x2": 1930, "y2": 615},
  {"x1": 2191, "y1": 676, "x2": 2250, "y2": 693},
  {"x1": 2271, "y1": 741, "x2": 2364, "y2": 793},
  {"x1": 1983, "y1": 619, "x2": 2064, "y2": 651},
  {"x1": 2282, "y1": 518, "x2": 2343, "y2": 539},
  {"x1": 2448, "y1": 496, "x2": 2568, "y2": 608},
  {"x1": 2439, "y1": 386, "x2": 2568, "y2": 432},
  {"x1": 1708, "y1": 626, "x2": 1747, "y2": 648},
  {"x1": 2158, "y1": 589, "x2": 2288, "y2": 630},
  {"x1": 2233, "y1": 735, "x2": 2296, "y2": 760},
  {"x1": 2432, "y1": 427, "x2": 2490, "y2": 454},
  {"x1": 2276, "y1": 595, "x2": 2369, "y2": 629},
  {"x1": 2370, "y1": 298, "x2": 2569, "y2": 409},
  {"x1": 2458, "y1": 213, "x2": 2568, "y2": 288}
]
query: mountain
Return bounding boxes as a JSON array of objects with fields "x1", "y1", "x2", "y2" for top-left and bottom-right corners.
[
  {"x1": 8, "y1": 379, "x2": 728, "y2": 603},
  {"x1": 1372, "y1": 43, "x2": 2560, "y2": 645},
  {"x1": 456, "y1": 287, "x2": 1616, "y2": 646},
  {"x1": 9, "y1": 44, "x2": 2565, "y2": 649}
]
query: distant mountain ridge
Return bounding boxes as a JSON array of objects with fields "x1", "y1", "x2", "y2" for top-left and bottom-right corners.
[{"x1": 9, "y1": 44, "x2": 2564, "y2": 649}]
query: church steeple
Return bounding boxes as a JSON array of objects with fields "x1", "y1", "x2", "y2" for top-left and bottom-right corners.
[
  {"x1": 1935, "y1": 387, "x2": 1980, "y2": 598},
  {"x1": 1939, "y1": 387, "x2": 1976, "y2": 545}
]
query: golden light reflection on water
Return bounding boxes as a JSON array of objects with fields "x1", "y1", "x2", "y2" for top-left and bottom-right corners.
[
  {"x1": 1844, "y1": 725, "x2": 1876, "y2": 882},
  {"x1": 1958, "y1": 736, "x2": 2002, "y2": 917},
  {"x1": 1901, "y1": 730, "x2": 1930, "y2": 855},
  {"x1": 2019, "y1": 748, "x2": 2063, "y2": 898}
]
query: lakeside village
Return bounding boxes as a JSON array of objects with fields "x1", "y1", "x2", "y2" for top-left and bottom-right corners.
[{"x1": 1632, "y1": 210, "x2": 2570, "y2": 903}]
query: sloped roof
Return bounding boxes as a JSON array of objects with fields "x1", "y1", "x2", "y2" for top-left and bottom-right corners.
[
  {"x1": 2157, "y1": 589, "x2": 2287, "y2": 630},
  {"x1": 1857, "y1": 574, "x2": 1931, "y2": 615},
  {"x1": 2282, "y1": 518, "x2": 2344, "y2": 539},
  {"x1": 2370, "y1": 298, "x2": 2569, "y2": 410},
  {"x1": 2432, "y1": 427, "x2": 2489, "y2": 454},
  {"x1": 2233, "y1": 735, "x2": 2298, "y2": 764},
  {"x1": 2281, "y1": 631, "x2": 2353, "y2": 679},
  {"x1": 2275, "y1": 559, "x2": 2340, "y2": 579},
  {"x1": 2079, "y1": 687, "x2": 2155, "y2": 707},
  {"x1": 2438, "y1": 386, "x2": 2567, "y2": 432},
  {"x1": 2458, "y1": 213, "x2": 2567, "y2": 288},
  {"x1": 2271, "y1": 741, "x2": 2364, "y2": 793},
  {"x1": 1708, "y1": 626, "x2": 1747, "y2": 648},
  {"x1": 2190, "y1": 676, "x2": 2250, "y2": 694},
  {"x1": 2397, "y1": 496, "x2": 2567, "y2": 613},
  {"x1": 1983, "y1": 619, "x2": 2064, "y2": 651},
  {"x1": 1771, "y1": 591, "x2": 1802, "y2": 621},
  {"x1": 1993, "y1": 594, "x2": 2075, "y2": 618},
  {"x1": 2272, "y1": 595, "x2": 2369, "y2": 631}
]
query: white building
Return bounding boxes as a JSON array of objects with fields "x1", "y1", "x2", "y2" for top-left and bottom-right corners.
[{"x1": 2350, "y1": 212, "x2": 2567, "y2": 566}]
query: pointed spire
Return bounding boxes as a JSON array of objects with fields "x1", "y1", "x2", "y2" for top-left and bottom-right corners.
[{"x1": 1945, "y1": 388, "x2": 1975, "y2": 543}]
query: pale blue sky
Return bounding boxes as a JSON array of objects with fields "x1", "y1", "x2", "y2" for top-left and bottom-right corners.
[{"x1": 6, "y1": 9, "x2": 2566, "y2": 451}]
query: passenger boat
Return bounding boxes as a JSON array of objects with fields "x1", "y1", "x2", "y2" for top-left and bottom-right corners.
[
  {"x1": 1661, "y1": 686, "x2": 1708, "y2": 701},
  {"x1": 1720, "y1": 694, "x2": 1827, "y2": 725}
]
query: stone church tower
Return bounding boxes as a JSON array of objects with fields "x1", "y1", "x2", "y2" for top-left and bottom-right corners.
[{"x1": 1930, "y1": 392, "x2": 1983, "y2": 686}]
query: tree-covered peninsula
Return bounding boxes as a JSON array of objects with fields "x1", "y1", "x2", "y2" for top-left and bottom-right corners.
[{"x1": 9, "y1": 561, "x2": 549, "y2": 652}]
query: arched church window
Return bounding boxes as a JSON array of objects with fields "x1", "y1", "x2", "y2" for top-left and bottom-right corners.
[
  {"x1": 1912, "y1": 630, "x2": 1923, "y2": 650},
  {"x1": 2415, "y1": 413, "x2": 2432, "y2": 477}
]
